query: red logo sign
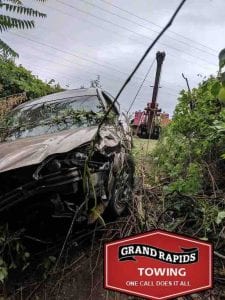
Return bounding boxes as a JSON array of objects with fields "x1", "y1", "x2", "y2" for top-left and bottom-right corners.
[{"x1": 104, "y1": 230, "x2": 213, "y2": 300}]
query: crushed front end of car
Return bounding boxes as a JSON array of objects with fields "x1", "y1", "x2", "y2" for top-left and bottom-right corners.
[{"x1": 0, "y1": 88, "x2": 133, "y2": 243}]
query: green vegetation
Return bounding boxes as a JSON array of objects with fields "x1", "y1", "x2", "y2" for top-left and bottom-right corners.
[
  {"x1": 0, "y1": 225, "x2": 30, "y2": 283},
  {"x1": 132, "y1": 137, "x2": 157, "y2": 157},
  {"x1": 0, "y1": 58, "x2": 62, "y2": 99},
  {"x1": 0, "y1": 0, "x2": 47, "y2": 58},
  {"x1": 153, "y1": 75, "x2": 225, "y2": 194},
  {"x1": 151, "y1": 50, "x2": 225, "y2": 243},
  {"x1": 132, "y1": 138, "x2": 157, "y2": 184}
]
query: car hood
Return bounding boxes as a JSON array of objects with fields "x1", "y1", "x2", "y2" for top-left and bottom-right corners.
[
  {"x1": 0, "y1": 126, "x2": 122, "y2": 174},
  {"x1": 0, "y1": 126, "x2": 101, "y2": 174}
]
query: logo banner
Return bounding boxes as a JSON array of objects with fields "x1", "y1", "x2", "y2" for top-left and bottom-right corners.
[
  {"x1": 118, "y1": 244, "x2": 198, "y2": 264},
  {"x1": 105, "y1": 230, "x2": 213, "y2": 300}
]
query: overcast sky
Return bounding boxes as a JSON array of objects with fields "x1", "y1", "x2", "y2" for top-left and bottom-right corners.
[{"x1": 2, "y1": 0, "x2": 225, "y2": 116}]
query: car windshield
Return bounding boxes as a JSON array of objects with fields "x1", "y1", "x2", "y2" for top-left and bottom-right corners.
[{"x1": 1, "y1": 95, "x2": 106, "y2": 141}]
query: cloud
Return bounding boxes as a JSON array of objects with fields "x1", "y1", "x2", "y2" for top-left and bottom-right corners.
[{"x1": 4, "y1": 0, "x2": 224, "y2": 116}]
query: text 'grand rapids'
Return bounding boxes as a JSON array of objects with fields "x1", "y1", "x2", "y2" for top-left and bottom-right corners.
[{"x1": 118, "y1": 244, "x2": 199, "y2": 264}]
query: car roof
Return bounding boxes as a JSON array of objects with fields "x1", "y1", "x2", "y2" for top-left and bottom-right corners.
[{"x1": 16, "y1": 88, "x2": 99, "y2": 110}]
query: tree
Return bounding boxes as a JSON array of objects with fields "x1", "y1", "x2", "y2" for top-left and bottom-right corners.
[
  {"x1": 0, "y1": 0, "x2": 47, "y2": 58},
  {"x1": 0, "y1": 57, "x2": 63, "y2": 99}
]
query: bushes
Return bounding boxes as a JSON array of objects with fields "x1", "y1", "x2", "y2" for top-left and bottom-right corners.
[
  {"x1": 0, "y1": 58, "x2": 63, "y2": 99},
  {"x1": 153, "y1": 75, "x2": 225, "y2": 195},
  {"x1": 150, "y1": 51, "x2": 225, "y2": 247}
]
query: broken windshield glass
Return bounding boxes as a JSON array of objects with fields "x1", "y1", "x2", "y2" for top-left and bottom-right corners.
[{"x1": 2, "y1": 95, "x2": 105, "y2": 141}]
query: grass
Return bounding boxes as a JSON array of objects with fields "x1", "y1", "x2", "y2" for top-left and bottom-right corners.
[
  {"x1": 132, "y1": 137, "x2": 158, "y2": 186},
  {"x1": 132, "y1": 137, "x2": 157, "y2": 157}
]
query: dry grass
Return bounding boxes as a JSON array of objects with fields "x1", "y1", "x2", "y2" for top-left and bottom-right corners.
[{"x1": 0, "y1": 93, "x2": 27, "y2": 118}]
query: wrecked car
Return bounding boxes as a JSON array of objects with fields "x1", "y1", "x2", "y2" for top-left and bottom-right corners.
[{"x1": 0, "y1": 88, "x2": 134, "y2": 241}]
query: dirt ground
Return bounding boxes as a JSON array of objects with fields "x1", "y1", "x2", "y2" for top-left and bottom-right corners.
[{"x1": 11, "y1": 225, "x2": 140, "y2": 300}]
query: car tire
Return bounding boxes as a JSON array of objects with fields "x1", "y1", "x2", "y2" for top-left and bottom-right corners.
[{"x1": 105, "y1": 154, "x2": 135, "y2": 220}]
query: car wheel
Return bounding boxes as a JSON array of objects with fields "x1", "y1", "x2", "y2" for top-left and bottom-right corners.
[{"x1": 105, "y1": 154, "x2": 135, "y2": 220}]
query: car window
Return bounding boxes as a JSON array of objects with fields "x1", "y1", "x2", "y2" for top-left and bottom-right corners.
[
  {"x1": 2, "y1": 95, "x2": 105, "y2": 141},
  {"x1": 102, "y1": 92, "x2": 119, "y2": 115}
]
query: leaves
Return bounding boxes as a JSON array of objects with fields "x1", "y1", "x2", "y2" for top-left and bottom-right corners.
[
  {"x1": 153, "y1": 74, "x2": 225, "y2": 196},
  {"x1": 0, "y1": 266, "x2": 8, "y2": 283},
  {"x1": 218, "y1": 87, "x2": 225, "y2": 101},
  {"x1": 0, "y1": 0, "x2": 47, "y2": 58},
  {"x1": 216, "y1": 211, "x2": 225, "y2": 225},
  {"x1": 0, "y1": 226, "x2": 30, "y2": 283},
  {"x1": 0, "y1": 58, "x2": 63, "y2": 99},
  {"x1": 0, "y1": 15, "x2": 35, "y2": 31},
  {"x1": 0, "y1": 3, "x2": 46, "y2": 18},
  {"x1": 0, "y1": 38, "x2": 18, "y2": 57},
  {"x1": 151, "y1": 49, "x2": 225, "y2": 247},
  {"x1": 211, "y1": 81, "x2": 221, "y2": 97}
]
